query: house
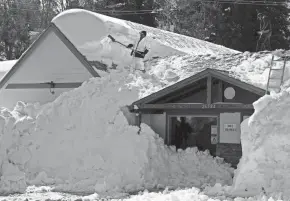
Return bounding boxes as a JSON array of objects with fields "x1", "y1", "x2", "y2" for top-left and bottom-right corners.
[
  {"x1": 0, "y1": 23, "x2": 100, "y2": 109},
  {"x1": 128, "y1": 52, "x2": 286, "y2": 167},
  {"x1": 0, "y1": 9, "x2": 237, "y2": 109}
]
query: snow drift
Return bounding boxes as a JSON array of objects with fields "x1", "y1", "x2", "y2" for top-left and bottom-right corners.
[
  {"x1": 232, "y1": 89, "x2": 290, "y2": 197},
  {"x1": 0, "y1": 69, "x2": 233, "y2": 196}
]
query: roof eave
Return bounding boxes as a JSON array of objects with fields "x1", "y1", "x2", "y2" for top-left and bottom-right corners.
[
  {"x1": 132, "y1": 69, "x2": 210, "y2": 106},
  {"x1": 131, "y1": 68, "x2": 266, "y2": 106},
  {"x1": 0, "y1": 24, "x2": 54, "y2": 89},
  {"x1": 0, "y1": 23, "x2": 100, "y2": 89},
  {"x1": 50, "y1": 23, "x2": 100, "y2": 78}
]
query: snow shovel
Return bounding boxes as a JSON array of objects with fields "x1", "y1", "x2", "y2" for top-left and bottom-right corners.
[{"x1": 108, "y1": 35, "x2": 133, "y2": 48}]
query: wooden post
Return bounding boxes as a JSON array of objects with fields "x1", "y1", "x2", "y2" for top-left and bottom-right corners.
[
  {"x1": 207, "y1": 76, "x2": 212, "y2": 104},
  {"x1": 137, "y1": 111, "x2": 142, "y2": 134},
  {"x1": 218, "y1": 80, "x2": 223, "y2": 102}
]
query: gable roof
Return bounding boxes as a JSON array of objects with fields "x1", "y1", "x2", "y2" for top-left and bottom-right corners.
[
  {"x1": 0, "y1": 23, "x2": 100, "y2": 89},
  {"x1": 132, "y1": 68, "x2": 266, "y2": 105}
]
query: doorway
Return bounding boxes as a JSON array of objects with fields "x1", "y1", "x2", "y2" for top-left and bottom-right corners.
[{"x1": 168, "y1": 115, "x2": 218, "y2": 156}]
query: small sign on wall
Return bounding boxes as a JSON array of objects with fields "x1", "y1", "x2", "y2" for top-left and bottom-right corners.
[
  {"x1": 224, "y1": 124, "x2": 237, "y2": 132},
  {"x1": 211, "y1": 135, "x2": 218, "y2": 144},
  {"x1": 211, "y1": 125, "x2": 218, "y2": 135},
  {"x1": 211, "y1": 126, "x2": 218, "y2": 144},
  {"x1": 219, "y1": 113, "x2": 241, "y2": 144}
]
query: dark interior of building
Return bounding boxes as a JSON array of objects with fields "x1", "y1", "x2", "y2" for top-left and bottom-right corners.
[{"x1": 169, "y1": 116, "x2": 217, "y2": 156}]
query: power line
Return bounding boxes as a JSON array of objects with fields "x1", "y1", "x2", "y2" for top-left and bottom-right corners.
[
  {"x1": 0, "y1": 4, "x2": 287, "y2": 15},
  {"x1": 0, "y1": 0, "x2": 288, "y2": 12},
  {"x1": 0, "y1": 0, "x2": 287, "y2": 22}
]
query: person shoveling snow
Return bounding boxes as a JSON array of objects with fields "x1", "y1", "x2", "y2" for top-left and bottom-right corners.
[{"x1": 108, "y1": 30, "x2": 150, "y2": 73}]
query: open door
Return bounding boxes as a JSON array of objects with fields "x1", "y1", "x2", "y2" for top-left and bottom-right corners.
[{"x1": 168, "y1": 115, "x2": 218, "y2": 156}]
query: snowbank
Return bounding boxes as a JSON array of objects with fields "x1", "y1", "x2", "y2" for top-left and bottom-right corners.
[
  {"x1": 0, "y1": 69, "x2": 233, "y2": 196},
  {"x1": 232, "y1": 89, "x2": 290, "y2": 197},
  {"x1": 2, "y1": 185, "x2": 287, "y2": 201}
]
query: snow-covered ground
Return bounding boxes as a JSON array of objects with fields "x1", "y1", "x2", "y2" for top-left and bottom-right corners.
[{"x1": 0, "y1": 186, "x2": 286, "y2": 201}]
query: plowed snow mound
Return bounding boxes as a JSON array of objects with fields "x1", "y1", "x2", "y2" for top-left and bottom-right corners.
[
  {"x1": 0, "y1": 70, "x2": 233, "y2": 196},
  {"x1": 232, "y1": 89, "x2": 290, "y2": 198}
]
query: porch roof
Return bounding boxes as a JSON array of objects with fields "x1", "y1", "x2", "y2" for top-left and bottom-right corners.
[{"x1": 132, "y1": 68, "x2": 266, "y2": 106}]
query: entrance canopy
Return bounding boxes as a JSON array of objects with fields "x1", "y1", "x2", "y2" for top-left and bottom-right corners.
[{"x1": 131, "y1": 68, "x2": 266, "y2": 111}]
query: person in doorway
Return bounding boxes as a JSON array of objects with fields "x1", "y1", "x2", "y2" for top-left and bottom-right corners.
[
  {"x1": 256, "y1": 12, "x2": 272, "y2": 52},
  {"x1": 176, "y1": 117, "x2": 192, "y2": 150},
  {"x1": 175, "y1": 119, "x2": 182, "y2": 150},
  {"x1": 126, "y1": 31, "x2": 150, "y2": 73}
]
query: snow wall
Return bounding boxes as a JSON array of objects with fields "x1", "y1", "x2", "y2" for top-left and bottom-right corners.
[
  {"x1": 0, "y1": 70, "x2": 234, "y2": 196},
  {"x1": 232, "y1": 89, "x2": 290, "y2": 198}
]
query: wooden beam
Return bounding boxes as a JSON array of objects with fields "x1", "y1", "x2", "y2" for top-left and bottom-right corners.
[
  {"x1": 6, "y1": 82, "x2": 83, "y2": 89},
  {"x1": 218, "y1": 80, "x2": 223, "y2": 102},
  {"x1": 207, "y1": 75, "x2": 212, "y2": 104},
  {"x1": 137, "y1": 103, "x2": 254, "y2": 110}
]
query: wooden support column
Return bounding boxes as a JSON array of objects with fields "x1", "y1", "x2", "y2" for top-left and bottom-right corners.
[
  {"x1": 217, "y1": 80, "x2": 223, "y2": 102},
  {"x1": 207, "y1": 76, "x2": 212, "y2": 104}
]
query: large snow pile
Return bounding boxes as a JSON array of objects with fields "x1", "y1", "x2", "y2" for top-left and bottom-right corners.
[
  {"x1": 52, "y1": 9, "x2": 238, "y2": 66},
  {"x1": 0, "y1": 69, "x2": 233, "y2": 196},
  {"x1": 231, "y1": 89, "x2": 290, "y2": 197},
  {"x1": 0, "y1": 60, "x2": 17, "y2": 79}
]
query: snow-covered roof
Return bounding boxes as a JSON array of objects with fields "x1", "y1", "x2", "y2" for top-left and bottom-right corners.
[
  {"x1": 52, "y1": 9, "x2": 239, "y2": 61},
  {"x1": 0, "y1": 60, "x2": 17, "y2": 80},
  {"x1": 131, "y1": 51, "x2": 289, "y2": 99}
]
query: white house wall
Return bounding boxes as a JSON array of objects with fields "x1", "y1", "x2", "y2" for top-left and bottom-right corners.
[
  {"x1": 0, "y1": 29, "x2": 93, "y2": 109},
  {"x1": 8, "y1": 30, "x2": 92, "y2": 83},
  {"x1": 141, "y1": 113, "x2": 166, "y2": 140}
]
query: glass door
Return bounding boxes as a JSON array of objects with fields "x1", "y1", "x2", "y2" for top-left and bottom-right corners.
[{"x1": 168, "y1": 115, "x2": 218, "y2": 156}]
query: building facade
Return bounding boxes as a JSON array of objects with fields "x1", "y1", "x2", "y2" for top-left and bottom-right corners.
[{"x1": 130, "y1": 68, "x2": 265, "y2": 167}]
